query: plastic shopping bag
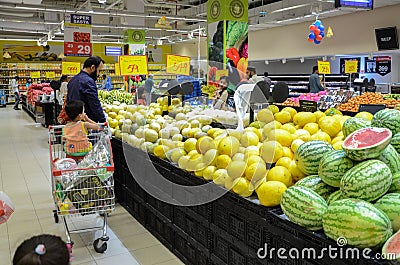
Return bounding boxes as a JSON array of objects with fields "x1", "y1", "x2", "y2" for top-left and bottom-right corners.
[{"x1": 0, "y1": 192, "x2": 15, "y2": 224}]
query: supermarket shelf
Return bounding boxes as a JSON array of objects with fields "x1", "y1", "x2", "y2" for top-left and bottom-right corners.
[{"x1": 0, "y1": 68, "x2": 62, "y2": 71}]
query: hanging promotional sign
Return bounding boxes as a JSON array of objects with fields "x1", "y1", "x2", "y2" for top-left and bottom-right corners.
[
  {"x1": 317, "y1": 61, "x2": 331, "y2": 74},
  {"x1": 30, "y1": 71, "x2": 41, "y2": 79},
  {"x1": 166, "y1": 55, "x2": 191, "y2": 76},
  {"x1": 340, "y1": 57, "x2": 360, "y2": 74},
  {"x1": 64, "y1": 14, "x2": 92, "y2": 57},
  {"x1": 345, "y1": 60, "x2": 358, "y2": 74},
  {"x1": 62, "y1": 62, "x2": 81, "y2": 75},
  {"x1": 119, "y1": 56, "x2": 148, "y2": 75},
  {"x1": 46, "y1": 72, "x2": 56, "y2": 79}
]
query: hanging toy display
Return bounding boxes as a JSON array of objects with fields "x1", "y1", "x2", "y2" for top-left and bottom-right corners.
[{"x1": 307, "y1": 20, "x2": 326, "y2": 45}]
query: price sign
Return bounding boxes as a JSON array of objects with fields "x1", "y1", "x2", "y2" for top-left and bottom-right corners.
[
  {"x1": 318, "y1": 61, "x2": 331, "y2": 74},
  {"x1": 62, "y1": 62, "x2": 81, "y2": 75},
  {"x1": 64, "y1": 42, "x2": 92, "y2": 57},
  {"x1": 166, "y1": 55, "x2": 191, "y2": 75},
  {"x1": 46, "y1": 72, "x2": 55, "y2": 79},
  {"x1": 30, "y1": 71, "x2": 40, "y2": 79},
  {"x1": 300, "y1": 100, "x2": 318, "y2": 112},
  {"x1": 358, "y1": 104, "x2": 386, "y2": 114},
  {"x1": 119, "y1": 56, "x2": 148, "y2": 75},
  {"x1": 345, "y1": 60, "x2": 358, "y2": 74},
  {"x1": 114, "y1": 63, "x2": 121, "y2": 76}
]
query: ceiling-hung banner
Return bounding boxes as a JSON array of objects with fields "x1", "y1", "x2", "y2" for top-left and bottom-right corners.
[{"x1": 64, "y1": 14, "x2": 92, "y2": 57}]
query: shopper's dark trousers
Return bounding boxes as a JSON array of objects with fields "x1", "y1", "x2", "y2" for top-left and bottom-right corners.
[{"x1": 14, "y1": 92, "x2": 20, "y2": 109}]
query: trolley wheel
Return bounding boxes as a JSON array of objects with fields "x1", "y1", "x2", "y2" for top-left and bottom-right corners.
[
  {"x1": 53, "y1": 211, "x2": 59, "y2": 223},
  {"x1": 93, "y1": 238, "x2": 107, "y2": 253}
]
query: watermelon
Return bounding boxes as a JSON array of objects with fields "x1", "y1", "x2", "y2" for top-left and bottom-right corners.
[
  {"x1": 318, "y1": 150, "x2": 354, "y2": 187},
  {"x1": 342, "y1": 117, "x2": 371, "y2": 138},
  {"x1": 294, "y1": 140, "x2": 334, "y2": 175},
  {"x1": 342, "y1": 127, "x2": 392, "y2": 161},
  {"x1": 391, "y1": 133, "x2": 400, "y2": 153},
  {"x1": 280, "y1": 186, "x2": 328, "y2": 231},
  {"x1": 389, "y1": 172, "x2": 400, "y2": 193},
  {"x1": 372, "y1": 109, "x2": 400, "y2": 135},
  {"x1": 295, "y1": 175, "x2": 337, "y2": 200},
  {"x1": 326, "y1": 190, "x2": 345, "y2": 205},
  {"x1": 340, "y1": 160, "x2": 392, "y2": 202},
  {"x1": 379, "y1": 144, "x2": 400, "y2": 174},
  {"x1": 375, "y1": 193, "x2": 400, "y2": 232},
  {"x1": 382, "y1": 230, "x2": 400, "y2": 260},
  {"x1": 323, "y1": 199, "x2": 393, "y2": 249}
]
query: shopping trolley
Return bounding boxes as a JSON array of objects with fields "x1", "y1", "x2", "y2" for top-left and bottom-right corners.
[{"x1": 48, "y1": 124, "x2": 115, "y2": 253}]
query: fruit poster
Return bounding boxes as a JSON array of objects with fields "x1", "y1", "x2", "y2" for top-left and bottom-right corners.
[
  {"x1": 64, "y1": 14, "x2": 92, "y2": 57},
  {"x1": 2, "y1": 44, "x2": 63, "y2": 62}
]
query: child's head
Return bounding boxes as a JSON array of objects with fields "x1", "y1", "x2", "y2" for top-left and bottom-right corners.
[
  {"x1": 13, "y1": 234, "x2": 70, "y2": 265},
  {"x1": 65, "y1": 100, "x2": 84, "y2": 121}
]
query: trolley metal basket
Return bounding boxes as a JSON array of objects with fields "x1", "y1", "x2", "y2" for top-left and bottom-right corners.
[{"x1": 49, "y1": 124, "x2": 115, "y2": 253}]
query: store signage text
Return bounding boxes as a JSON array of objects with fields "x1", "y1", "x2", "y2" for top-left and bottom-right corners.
[
  {"x1": 317, "y1": 61, "x2": 331, "y2": 75},
  {"x1": 119, "y1": 56, "x2": 148, "y2": 75},
  {"x1": 30, "y1": 71, "x2": 40, "y2": 79},
  {"x1": 62, "y1": 62, "x2": 81, "y2": 75},
  {"x1": 46, "y1": 72, "x2": 55, "y2": 79},
  {"x1": 345, "y1": 60, "x2": 358, "y2": 74},
  {"x1": 166, "y1": 55, "x2": 191, "y2": 76}
]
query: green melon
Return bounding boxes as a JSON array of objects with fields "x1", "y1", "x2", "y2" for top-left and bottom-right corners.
[
  {"x1": 323, "y1": 199, "x2": 392, "y2": 249},
  {"x1": 382, "y1": 230, "x2": 400, "y2": 260},
  {"x1": 375, "y1": 193, "x2": 400, "y2": 232},
  {"x1": 318, "y1": 150, "x2": 354, "y2": 188},
  {"x1": 294, "y1": 140, "x2": 334, "y2": 175},
  {"x1": 379, "y1": 144, "x2": 400, "y2": 174},
  {"x1": 280, "y1": 186, "x2": 328, "y2": 231},
  {"x1": 295, "y1": 175, "x2": 337, "y2": 200},
  {"x1": 340, "y1": 160, "x2": 392, "y2": 202},
  {"x1": 342, "y1": 127, "x2": 392, "y2": 161},
  {"x1": 372, "y1": 109, "x2": 400, "y2": 135},
  {"x1": 391, "y1": 133, "x2": 400, "y2": 153},
  {"x1": 326, "y1": 190, "x2": 345, "y2": 205},
  {"x1": 389, "y1": 172, "x2": 400, "y2": 193},
  {"x1": 342, "y1": 117, "x2": 371, "y2": 138}
]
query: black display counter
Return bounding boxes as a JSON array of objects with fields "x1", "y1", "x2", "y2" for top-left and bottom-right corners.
[{"x1": 111, "y1": 138, "x2": 389, "y2": 265}]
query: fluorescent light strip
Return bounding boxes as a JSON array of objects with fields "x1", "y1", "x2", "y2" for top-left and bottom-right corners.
[{"x1": 270, "y1": 4, "x2": 310, "y2": 13}]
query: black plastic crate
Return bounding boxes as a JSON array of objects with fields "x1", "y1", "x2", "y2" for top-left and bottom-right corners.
[
  {"x1": 269, "y1": 209, "x2": 390, "y2": 265},
  {"x1": 145, "y1": 206, "x2": 173, "y2": 251},
  {"x1": 186, "y1": 202, "x2": 213, "y2": 223},
  {"x1": 124, "y1": 191, "x2": 147, "y2": 225},
  {"x1": 124, "y1": 168, "x2": 147, "y2": 200},
  {"x1": 173, "y1": 225, "x2": 210, "y2": 265},
  {"x1": 114, "y1": 178, "x2": 125, "y2": 204},
  {"x1": 211, "y1": 231, "x2": 249, "y2": 265}
]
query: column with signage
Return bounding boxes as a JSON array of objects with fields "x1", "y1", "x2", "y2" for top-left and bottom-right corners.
[
  {"x1": 64, "y1": 14, "x2": 92, "y2": 57},
  {"x1": 123, "y1": 30, "x2": 146, "y2": 56},
  {"x1": 207, "y1": 0, "x2": 248, "y2": 85}
]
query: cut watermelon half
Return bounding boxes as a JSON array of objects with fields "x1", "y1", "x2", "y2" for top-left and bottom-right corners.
[
  {"x1": 382, "y1": 230, "x2": 400, "y2": 260},
  {"x1": 342, "y1": 127, "x2": 392, "y2": 161}
]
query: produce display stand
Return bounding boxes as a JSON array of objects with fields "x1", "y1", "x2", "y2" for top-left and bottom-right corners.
[
  {"x1": 21, "y1": 94, "x2": 36, "y2": 122},
  {"x1": 111, "y1": 138, "x2": 389, "y2": 265}
]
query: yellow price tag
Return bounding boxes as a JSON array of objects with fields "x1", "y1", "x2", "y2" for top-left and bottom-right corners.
[
  {"x1": 46, "y1": 72, "x2": 56, "y2": 79},
  {"x1": 62, "y1": 62, "x2": 81, "y2": 75},
  {"x1": 166, "y1": 54, "x2": 191, "y2": 76},
  {"x1": 114, "y1": 63, "x2": 121, "y2": 76},
  {"x1": 119, "y1": 56, "x2": 148, "y2": 75},
  {"x1": 345, "y1": 60, "x2": 358, "y2": 74},
  {"x1": 30, "y1": 71, "x2": 41, "y2": 79},
  {"x1": 318, "y1": 61, "x2": 331, "y2": 75},
  {"x1": 216, "y1": 69, "x2": 229, "y2": 81}
]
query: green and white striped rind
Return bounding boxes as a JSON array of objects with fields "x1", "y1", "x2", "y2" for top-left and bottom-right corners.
[
  {"x1": 375, "y1": 193, "x2": 400, "y2": 232},
  {"x1": 391, "y1": 133, "x2": 400, "y2": 154},
  {"x1": 294, "y1": 140, "x2": 334, "y2": 175},
  {"x1": 342, "y1": 117, "x2": 371, "y2": 138},
  {"x1": 318, "y1": 150, "x2": 354, "y2": 188},
  {"x1": 281, "y1": 186, "x2": 328, "y2": 231},
  {"x1": 382, "y1": 230, "x2": 400, "y2": 260},
  {"x1": 342, "y1": 127, "x2": 392, "y2": 161},
  {"x1": 389, "y1": 172, "x2": 400, "y2": 193},
  {"x1": 379, "y1": 144, "x2": 400, "y2": 174},
  {"x1": 372, "y1": 109, "x2": 400, "y2": 135},
  {"x1": 295, "y1": 175, "x2": 337, "y2": 200},
  {"x1": 326, "y1": 190, "x2": 345, "y2": 205},
  {"x1": 340, "y1": 160, "x2": 392, "y2": 202},
  {"x1": 323, "y1": 199, "x2": 393, "y2": 249}
]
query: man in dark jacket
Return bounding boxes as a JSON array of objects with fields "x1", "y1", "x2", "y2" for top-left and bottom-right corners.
[{"x1": 67, "y1": 56, "x2": 106, "y2": 122}]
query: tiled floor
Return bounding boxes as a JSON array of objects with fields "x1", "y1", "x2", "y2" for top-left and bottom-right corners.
[{"x1": 0, "y1": 107, "x2": 183, "y2": 265}]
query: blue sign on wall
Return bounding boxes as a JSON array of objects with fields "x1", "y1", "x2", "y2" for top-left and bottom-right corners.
[{"x1": 335, "y1": 0, "x2": 373, "y2": 9}]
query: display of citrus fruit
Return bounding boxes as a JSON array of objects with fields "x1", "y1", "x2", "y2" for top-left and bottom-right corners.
[
  {"x1": 256, "y1": 181, "x2": 287, "y2": 207},
  {"x1": 196, "y1": 136, "x2": 216, "y2": 154},
  {"x1": 293, "y1": 112, "x2": 317, "y2": 127},
  {"x1": 232, "y1": 177, "x2": 253, "y2": 197},
  {"x1": 245, "y1": 162, "x2": 267, "y2": 182},
  {"x1": 240, "y1": 131, "x2": 260, "y2": 147},
  {"x1": 290, "y1": 139, "x2": 304, "y2": 153},
  {"x1": 288, "y1": 160, "x2": 306, "y2": 182},
  {"x1": 246, "y1": 155, "x2": 265, "y2": 167},
  {"x1": 274, "y1": 111, "x2": 292, "y2": 124},
  {"x1": 218, "y1": 136, "x2": 240, "y2": 157},
  {"x1": 310, "y1": 131, "x2": 331, "y2": 144},
  {"x1": 244, "y1": 127, "x2": 263, "y2": 142},
  {"x1": 318, "y1": 116, "x2": 341, "y2": 138},
  {"x1": 355, "y1": 111, "x2": 373, "y2": 121},
  {"x1": 227, "y1": 160, "x2": 247, "y2": 179},
  {"x1": 267, "y1": 105, "x2": 280, "y2": 114},
  {"x1": 256, "y1": 109, "x2": 274, "y2": 123},
  {"x1": 282, "y1": 147, "x2": 294, "y2": 159},
  {"x1": 281, "y1": 107, "x2": 297, "y2": 120},
  {"x1": 266, "y1": 166, "x2": 292, "y2": 187},
  {"x1": 266, "y1": 129, "x2": 293, "y2": 147},
  {"x1": 202, "y1": 166, "x2": 217, "y2": 180},
  {"x1": 184, "y1": 138, "x2": 197, "y2": 153},
  {"x1": 275, "y1": 157, "x2": 293, "y2": 169},
  {"x1": 260, "y1": 141, "x2": 284, "y2": 164},
  {"x1": 292, "y1": 129, "x2": 311, "y2": 141},
  {"x1": 216, "y1": 154, "x2": 232, "y2": 169},
  {"x1": 281, "y1": 124, "x2": 296, "y2": 134},
  {"x1": 314, "y1": 110, "x2": 325, "y2": 122},
  {"x1": 213, "y1": 169, "x2": 228, "y2": 186},
  {"x1": 303, "y1": 123, "x2": 319, "y2": 135}
]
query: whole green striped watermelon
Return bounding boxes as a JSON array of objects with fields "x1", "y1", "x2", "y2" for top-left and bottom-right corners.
[
  {"x1": 340, "y1": 160, "x2": 392, "y2": 202},
  {"x1": 372, "y1": 109, "x2": 400, "y2": 135},
  {"x1": 295, "y1": 175, "x2": 337, "y2": 200},
  {"x1": 342, "y1": 127, "x2": 392, "y2": 161},
  {"x1": 318, "y1": 150, "x2": 354, "y2": 187},
  {"x1": 389, "y1": 172, "x2": 400, "y2": 193},
  {"x1": 342, "y1": 117, "x2": 371, "y2": 138},
  {"x1": 382, "y1": 230, "x2": 400, "y2": 260},
  {"x1": 326, "y1": 190, "x2": 345, "y2": 205},
  {"x1": 379, "y1": 144, "x2": 400, "y2": 174},
  {"x1": 294, "y1": 140, "x2": 334, "y2": 175},
  {"x1": 391, "y1": 133, "x2": 400, "y2": 154},
  {"x1": 375, "y1": 193, "x2": 400, "y2": 232},
  {"x1": 323, "y1": 199, "x2": 393, "y2": 249},
  {"x1": 281, "y1": 186, "x2": 328, "y2": 231}
]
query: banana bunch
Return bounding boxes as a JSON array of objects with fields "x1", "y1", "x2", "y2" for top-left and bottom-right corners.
[{"x1": 98, "y1": 90, "x2": 134, "y2": 105}]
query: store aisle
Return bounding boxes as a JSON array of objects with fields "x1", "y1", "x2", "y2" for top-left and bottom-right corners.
[{"x1": 0, "y1": 108, "x2": 183, "y2": 265}]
